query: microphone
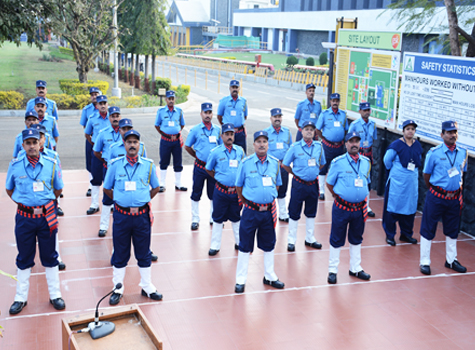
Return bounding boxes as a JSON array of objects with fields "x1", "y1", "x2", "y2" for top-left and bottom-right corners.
[{"x1": 88, "y1": 283, "x2": 122, "y2": 340}]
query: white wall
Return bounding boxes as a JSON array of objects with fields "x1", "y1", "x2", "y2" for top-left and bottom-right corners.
[
  {"x1": 267, "y1": 28, "x2": 273, "y2": 50},
  {"x1": 243, "y1": 27, "x2": 252, "y2": 36}
]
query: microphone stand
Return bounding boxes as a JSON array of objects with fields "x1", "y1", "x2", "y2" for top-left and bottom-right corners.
[{"x1": 88, "y1": 283, "x2": 122, "y2": 340}]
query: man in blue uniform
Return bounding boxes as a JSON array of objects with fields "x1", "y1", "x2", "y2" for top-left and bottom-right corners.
[
  {"x1": 109, "y1": 118, "x2": 147, "y2": 162},
  {"x1": 419, "y1": 121, "x2": 468, "y2": 275},
  {"x1": 234, "y1": 131, "x2": 284, "y2": 293},
  {"x1": 104, "y1": 130, "x2": 162, "y2": 305},
  {"x1": 326, "y1": 131, "x2": 372, "y2": 284},
  {"x1": 85, "y1": 95, "x2": 110, "y2": 215},
  {"x1": 6, "y1": 129, "x2": 65, "y2": 314},
  {"x1": 264, "y1": 108, "x2": 292, "y2": 222},
  {"x1": 316, "y1": 93, "x2": 348, "y2": 200},
  {"x1": 217, "y1": 80, "x2": 248, "y2": 154},
  {"x1": 154, "y1": 90, "x2": 187, "y2": 192},
  {"x1": 34, "y1": 97, "x2": 60, "y2": 149},
  {"x1": 13, "y1": 111, "x2": 40, "y2": 158},
  {"x1": 26, "y1": 80, "x2": 59, "y2": 120},
  {"x1": 282, "y1": 121, "x2": 325, "y2": 252},
  {"x1": 348, "y1": 102, "x2": 377, "y2": 217},
  {"x1": 185, "y1": 102, "x2": 221, "y2": 230},
  {"x1": 205, "y1": 123, "x2": 245, "y2": 255},
  {"x1": 383, "y1": 120, "x2": 422, "y2": 246},
  {"x1": 93, "y1": 106, "x2": 122, "y2": 237},
  {"x1": 294, "y1": 83, "x2": 321, "y2": 141},
  {"x1": 80, "y1": 87, "x2": 102, "y2": 197}
]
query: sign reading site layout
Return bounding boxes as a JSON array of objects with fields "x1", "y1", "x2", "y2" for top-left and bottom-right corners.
[
  {"x1": 335, "y1": 47, "x2": 400, "y2": 128},
  {"x1": 400, "y1": 52, "x2": 475, "y2": 155},
  {"x1": 338, "y1": 30, "x2": 402, "y2": 51}
]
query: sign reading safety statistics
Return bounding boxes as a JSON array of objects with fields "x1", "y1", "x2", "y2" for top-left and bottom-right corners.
[{"x1": 399, "y1": 52, "x2": 475, "y2": 155}]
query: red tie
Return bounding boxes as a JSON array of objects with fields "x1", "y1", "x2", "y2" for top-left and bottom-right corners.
[
  {"x1": 127, "y1": 155, "x2": 138, "y2": 166},
  {"x1": 349, "y1": 153, "x2": 359, "y2": 163},
  {"x1": 274, "y1": 127, "x2": 281, "y2": 134},
  {"x1": 204, "y1": 122, "x2": 212, "y2": 131},
  {"x1": 445, "y1": 143, "x2": 456, "y2": 152},
  {"x1": 27, "y1": 155, "x2": 39, "y2": 167},
  {"x1": 257, "y1": 155, "x2": 266, "y2": 164},
  {"x1": 225, "y1": 145, "x2": 233, "y2": 153},
  {"x1": 305, "y1": 139, "x2": 313, "y2": 148}
]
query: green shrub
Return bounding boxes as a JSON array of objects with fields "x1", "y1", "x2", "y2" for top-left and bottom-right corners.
[
  {"x1": 59, "y1": 79, "x2": 109, "y2": 96},
  {"x1": 0, "y1": 91, "x2": 24, "y2": 109},
  {"x1": 74, "y1": 95, "x2": 91, "y2": 109},
  {"x1": 46, "y1": 94, "x2": 75, "y2": 109},
  {"x1": 178, "y1": 84, "x2": 191, "y2": 96},
  {"x1": 153, "y1": 77, "x2": 172, "y2": 95},
  {"x1": 59, "y1": 46, "x2": 74, "y2": 58},
  {"x1": 286, "y1": 55, "x2": 298, "y2": 68},
  {"x1": 319, "y1": 52, "x2": 328, "y2": 65},
  {"x1": 141, "y1": 94, "x2": 163, "y2": 107},
  {"x1": 306, "y1": 57, "x2": 315, "y2": 66}
]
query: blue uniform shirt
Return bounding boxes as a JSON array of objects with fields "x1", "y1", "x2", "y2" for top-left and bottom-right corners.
[
  {"x1": 326, "y1": 153, "x2": 371, "y2": 203},
  {"x1": 294, "y1": 99, "x2": 322, "y2": 128},
  {"x1": 103, "y1": 156, "x2": 159, "y2": 207},
  {"x1": 80, "y1": 103, "x2": 97, "y2": 127},
  {"x1": 93, "y1": 126, "x2": 122, "y2": 162},
  {"x1": 316, "y1": 108, "x2": 348, "y2": 142},
  {"x1": 6, "y1": 154, "x2": 64, "y2": 206},
  {"x1": 217, "y1": 96, "x2": 248, "y2": 127},
  {"x1": 39, "y1": 114, "x2": 60, "y2": 141},
  {"x1": 13, "y1": 131, "x2": 54, "y2": 158},
  {"x1": 348, "y1": 118, "x2": 377, "y2": 148},
  {"x1": 423, "y1": 143, "x2": 468, "y2": 191},
  {"x1": 108, "y1": 140, "x2": 147, "y2": 164},
  {"x1": 263, "y1": 126, "x2": 292, "y2": 161},
  {"x1": 154, "y1": 106, "x2": 185, "y2": 135},
  {"x1": 236, "y1": 153, "x2": 282, "y2": 204},
  {"x1": 283, "y1": 140, "x2": 326, "y2": 181},
  {"x1": 18, "y1": 147, "x2": 61, "y2": 165},
  {"x1": 185, "y1": 123, "x2": 221, "y2": 162},
  {"x1": 206, "y1": 144, "x2": 245, "y2": 187},
  {"x1": 85, "y1": 113, "x2": 111, "y2": 144},
  {"x1": 26, "y1": 97, "x2": 59, "y2": 120}
]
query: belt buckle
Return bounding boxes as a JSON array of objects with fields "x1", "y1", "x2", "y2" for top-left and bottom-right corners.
[
  {"x1": 33, "y1": 208, "x2": 43, "y2": 215},
  {"x1": 259, "y1": 206, "x2": 267, "y2": 212},
  {"x1": 130, "y1": 207, "x2": 139, "y2": 214},
  {"x1": 447, "y1": 193, "x2": 455, "y2": 198}
]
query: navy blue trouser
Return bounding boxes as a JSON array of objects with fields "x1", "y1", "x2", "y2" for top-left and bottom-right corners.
[
  {"x1": 382, "y1": 180, "x2": 415, "y2": 240},
  {"x1": 102, "y1": 167, "x2": 114, "y2": 206},
  {"x1": 288, "y1": 178, "x2": 318, "y2": 220},
  {"x1": 234, "y1": 129, "x2": 247, "y2": 154},
  {"x1": 330, "y1": 203, "x2": 365, "y2": 248},
  {"x1": 90, "y1": 149, "x2": 103, "y2": 186},
  {"x1": 191, "y1": 164, "x2": 215, "y2": 202},
  {"x1": 111, "y1": 210, "x2": 152, "y2": 268},
  {"x1": 212, "y1": 186, "x2": 241, "y2": 223},
  {"x1": 239, "y1": 206, "x2": 275, "y2": 253},
  {"x1": 85, "y1": 139, "x2": 92, "y2": 173},
  {"x1": 420, "y1": 190, "x2": 460, "y2": 240},
  {"x1": 277, "y1": 165, "x2": 289, "y2": 199},
  {"x1": 159, "y1": 138, "x2": 183, "y2": 172},
  {"x1": 319, "y1": 143, "x2": 345, "y2": 175}
]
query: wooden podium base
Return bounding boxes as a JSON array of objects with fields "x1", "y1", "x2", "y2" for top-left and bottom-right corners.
[{"x1": 62, "y1": 304, "x2": 162, "y2": 350}]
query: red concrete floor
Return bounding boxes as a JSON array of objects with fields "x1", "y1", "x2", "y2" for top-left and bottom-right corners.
[{"x1": 1, "y1": 167, "x2": 475, "y2": 349}]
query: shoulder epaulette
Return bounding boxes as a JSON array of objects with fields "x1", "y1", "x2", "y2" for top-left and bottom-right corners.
[
  {"x1": 360, "y1": 155, "x2": 370, "y2": 162},
  {"x1": 242, "y1": 155, "x2": 253, "y2": 163},
  {"x1": 429, "y1": 145, "x2": 442, "y2": 152},
  {"x1": 11, "y1": 157, "x2": 23, "y2": 165},
  {"x1": 42, "y1": 155, "x2": 57, "y2": 164},
  {"x1": 141, "y1": 157, "x2": 154, "y2": 163},
  {"x1": 268, "y1": 155, "x2": 279, "y2": 162},
  {"x1": 332, "y1": 154, "x2": 346, "y2": 163},
  {"x1": 110, "y1": 156, "x2": 124, "y2": 164}
]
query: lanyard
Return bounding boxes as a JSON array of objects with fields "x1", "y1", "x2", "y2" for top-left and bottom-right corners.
[
  {"x1": 308, "y1": 101, "x2": 314, "y2": 114},
  {"x1": 255, "y1": 158, "x2": 269, "y2": 177},
  {"x1": 230, "y1": 97, "x2": 238, "y2": 109},
  {"x1": 23, "y1": 158, "x2": 43, "y2": 181},
  {"x1": 446, "y1": 149, "x2": 458, "y2": 168},
  {"x1": 202, "y1": 125, "x2": 213, "y2": 137},
  {"x1": 224, "y1": 147, "x2": 236, "y2": 161},
  {"x1": 302, "y1": 141, "x2": 315, "y2": 158},
  {"x1": 166, "y1": 108, "x2": 175, "y2": 120},
  {"x1": 347, "y1": 155, "x2": 361, "y2": 178},
  {"x1": 362, "y1": 122, "x2": 371, "y2": 143},
  {"x1": 112, "y1": 130, "x2": 120, "y2": 143},
  {"x1": 124, "y1": 162, "x2": 140, "y2": 181}
]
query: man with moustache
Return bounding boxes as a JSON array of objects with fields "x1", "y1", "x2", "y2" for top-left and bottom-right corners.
[
  {"x1": 6, "y1": 128, "x2": 65, "y2": 314},
  {"x1": 26, "y1": 80, "x2": 59, "y2": 120},
  {"x1": 13, "y1": 111, "x2": 41, "y2": 158},
  {"x1": 264, "y1": 108, "x2": 292, "y2": 222},
  {"x1": 294, "y1": 83, "x2": 321, "y2": 141},
  {"x1": 104, "y1": 130, "x2": 162, "y2": 304},
  {"x1": 185, "y1": 103, "x2": 221, "y2": 230},
  {"x1": 217, "y1": 80, "x2": 248, "y2": 153},
  {"x1": 316, "y1": 93, "x2": 348, "y2": 200},
  {"x1": 206, "y1": 123, "x2": 245, "y2": 255},
  {"x1": 34, "y1": 97, "x2": 60, "y2": 149},
  {"x1": 282, "y1": 121, "x2": 325, "y2": 252},
  {"x1": 234, "y1": 131, "x2": 284, "y2": 293},
  {"x1": 85, "y1": 95, "x2": 110, "y2": 215},
  {"x1": 383, "y1": 120, "x2": 422, "y2": 246},
  {"x1": 326, "y1": 132, "x2": 372, "y2": 284},
  {"x1": 419, "y1": 121, "x2": 468, "y2": 275},
  {"x1": 108, "y1": 119, "x2": 147, "y2": 162}
]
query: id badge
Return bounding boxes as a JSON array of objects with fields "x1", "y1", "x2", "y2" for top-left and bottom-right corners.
[
  {"x1": 262, "y1": 176, "x2": 273, "y2": 187},
  {"x1": 229, "y1": 159, "x2": 238, "y2": 168},
  {"x1": 448, "y1": 167, "x2": 460, "y2": 178},
  {"x1": 308, "y1": 158, "x2": 316, "y2": 167},
  {"x1": 363, "y1": 141, "x2": 369, "y2": 147},
  {"x1": 231, "y1": 110, "x2": 237, "y2": 116},
  {"x1": 354, "y1": 178, "x2": 364, "y2": 187},
  {"x1": 125, "y1": 181, "x2": 136, "y2": 191},
  {"x1": 276, "y1": 142, "x2": 284, "y2": 149},
  {"x1": 407, "y1": 162, "x2": 416, "y2": 171},
  {"x1": 168, "y1": 121, "x2": 175, "y2": 127},
  {"x1": 310, "y1": 113, "x2": 316, "y2": 119},
  {"x1": 334, "y1": 121, "x2": 341, "y2": 127},
  {"x1": 33, "y1": 181, "x2": 44, "y2": 192},
  {"x1": 209, "y1": 136, "x2": 217, "y2": 143}
]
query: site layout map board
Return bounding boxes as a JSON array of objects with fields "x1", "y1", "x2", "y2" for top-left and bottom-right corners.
[
  {"x1": 335, "y1": 30, "x2": 402, "y2": 129},
  {"x1": 400, "y1": 53, "x2": 475, "y2": 155}
]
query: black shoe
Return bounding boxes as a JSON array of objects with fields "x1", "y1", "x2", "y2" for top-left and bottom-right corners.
[
  {"x1": 318, "y1": 194, "x2": 325, "y2": 200},
  {"x1": 58, "y1": 261, "x2": 66, "y2": 270},
  {"x1": 235, "y1": 284, "x2": 245, "y2": 293},
  {"x1": 234, "y1": 244, "x2": 239, "y2": 251},
  {"x1": 287, "y1": 243, "x2": 295, "y2": 252},
  {"x1": 110, "y1": 207, "x2": 114, "y2": 212},
  {"x1": 86, "y1": 189, "x2": 91, "y2": 197},
  {"x1": 141, "y1": 289, "x2": 162, "y2": 301},
  {"x1": 50, "y1": 297, "x2": 66, "y2": 310},
  {"x1": 305, "y1": 241, "x2": 322, "y2": 249},
  {"x1": 367, "y1": 211, "x2": 375, "y2": 218},
  {"x1": 208, "y1": 249, "x2": 220, "y2": 256},
  {"x1": 57, "y1": 207, "x2": 64, "y2": 216},
  {"x1": 445, "y1": 260, "x2": 467, "y2": 273},
  {"x1": 191, "y1": 222, "x2": 199, "y2": 230},
  {"x1": 87, "y1": 207, "x2": 99, "y2": 215},
  {"x1": 9, "y1": 301, "x2": 27, "y2": 315},
  {"x1": 109, "y1": 292, "x2": 122, "y2": 305},
  {"x1": 158, "y1": 186, "x2": 166, "y2": 193},
  {"x1": 151, "y1": 253, "x2": 158, "y2": 262},
  {"x1": 420, "y1": 265, "x2": 431, "y2": 275},
  {"x1": 400, "y1": 235, "x2": 418, "y2": 244},
  {"x1": 327, "y1": 273, "x2": 337, "y2": 284},
  {"x1": 279, "y1": 217, "x2": 289, "y2": 222},
  {"x1": 175, "y1": 186, "x2": 188, "y2": 191},
  {"x1": 60, "y1": 193, "x2": 64, "y2": 198},
  {"x1": 98, "y1": 229, "x2": 107, "y2": 237},
  {"x1": 210, "y1": 221, "x2": 213, "y2": 226},
  {"x1": 349, "y1": 270, "x2": 371, "y2": 280},
  {"x1": 263, "y1": 277, "x2": 285, "y2": 289},
  {"x1": 386, "y1": 238, "x2": 396, "y2": 246}
]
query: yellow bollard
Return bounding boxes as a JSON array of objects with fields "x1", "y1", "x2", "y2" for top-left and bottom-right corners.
[
  {"x1": 169, "y1": 64, "x2": 171, "y2": 79},
  {"x1": 205, "y1": 71, "x2": 208, "y2": 90},
  {"x1": 185, "y1": 67, "x2": 187, "y2": 84},
  {"x1": 162, "y1": 62, "x2": 164, "y2": 77},
  {"x1": 240, "y1": 78, "x2": 243, "y2": 96},
  {"x1": 176, "y1": 65, "x2": 179, "y2": 83},
  {"x1": 195, "y1": 69, "x2": 197, "y2": 87}
]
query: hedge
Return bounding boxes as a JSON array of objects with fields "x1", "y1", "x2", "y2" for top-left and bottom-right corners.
[
  {"x1": 59, "y1": 79, "x2": 109, "y2": 96},
  {"x1": 59, "y1": 46, "x2": 75, "y2": 58},
  {"x1": 0, "y1": 91, "x2": 24, "y2": 109},
  {"x1": 47, "y1": 94, "x2": 90, "y2": 109},
  {"x1": 153, "y1": 77, "x2": 173, "y2": 95}
]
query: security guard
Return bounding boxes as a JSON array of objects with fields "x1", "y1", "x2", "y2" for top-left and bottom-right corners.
[
  {"x1": 109, "y1": 118, "x2": 147, "y2": 162},
  {"x1": 316, "y1": 93, "x2": 348, "y2": 200},
  {"x1": 34, "y1": 96, "x2": 60, "y2": 149},
  {"x1": 80, "y1": 87, "x2": 102, "y2": 197},
  {"x1": 217, "y1": 80, "x2": 248, "y2": 153},
  {"x1": 155, "y1": 90, "x2": 187, "y2": 192},
  {"x1": 185, "y1": 102, "x2": 221, "y2": 230},
  {"x1": 419, "y1": 121, "x2": 468, "y2": 275},
  {"x1": 264, "y1": 108, "x2": 292, "y2": 222},
  {"x1": 294, "y1": 83, "x2": 321, "y2": 141},
  {"x1": 26, "y1": 80, "x2": 59, "y2": 120},
  {"x1": 326, "y1": 131, "x2": 371, "y2": 284},
  {"x1": 282, "y1": 121, "x2": 325, "y2": 252},
  {"x1": 234, "y1": 131, "x2": 284, "y2": 293},
  {"x1": 383, "y1": 120, "x2": 422, "y2": 246},
  {"x1": 85, "y1": 95, "x2": 110, "y2": 215},
  {"x1": 103, "y1": 130, "x2": 162, "y2": 305},
  {"x1": 13, "y1": 111, "x2": 41, "y2": 158},
  {"x1": 6, "y1": 128, "x2": 65, "y2": 314},
  {"x1": 205, "y1": 123, "x2": 245, "y2": 255},
  {"x1": 348, "y1": 102, "x2": 377, "y2": 217},
  {"x1": 93, "y1": 106, "x2": 122, "y2": 237}
]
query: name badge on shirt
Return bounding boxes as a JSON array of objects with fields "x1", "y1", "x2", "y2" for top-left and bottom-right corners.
[
  {"x1": 209, "y1": 136, "x2": 217, "y2": 143},
  {"x1": 354, "y1": 178, "x2": 364, "y2": 187},
  {"x1": 262, "y1": 176, "x2": 273, "y2": 187},
  {"x1": 230, "y1": 110, "x2": 237, "y2": 116},
  {"x1": 334, "y1": 121, "x2": 341, "y2": 127},
  {"x1": 448, "y1": 167, "x2": 459, "y2": 178},
  {"x1": 229, "y1": 159, "x2": 238, "y2": 168},
  {"x1": 276, "y1": 142, "x2": 284, "y2": 149},
  {"x1": 407, "y1": 162, "x2": 416, "y2": 171},
  {"x1": 168, "y1": 121, "x2": 175, "y2": 127},
  {"x1": 310, "y1": 113, "x2": 316, "y2": 119},
  {"x1": 363, "y1": 141, "x2": 369, "y2": 147},
  {"x1": 33, "y1": 181, "x2": 44, "y2": 192},
  {"x1": 308, "y1": 158, "x2": 316, "y2": 167},
  {"x1": 125, "y1": 181, "x2": 136, "y2": 191}
]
